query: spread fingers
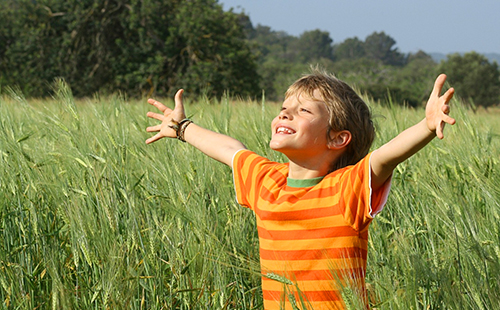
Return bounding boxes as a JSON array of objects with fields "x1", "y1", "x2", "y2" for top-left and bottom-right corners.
[
  {"x1": 147, "y1": 111, "x2": 165, "y2": 121},
  {"x1": 146, "y1": 124, "x2": 161, "y2": 132},
  {"x1": 148, "y1": 98, "x2": 169, "y2": 113}
]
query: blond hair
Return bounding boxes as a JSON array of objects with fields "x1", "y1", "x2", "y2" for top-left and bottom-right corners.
[{"x1": 285, "y1": 69, "x2": 375, "y2": 171}]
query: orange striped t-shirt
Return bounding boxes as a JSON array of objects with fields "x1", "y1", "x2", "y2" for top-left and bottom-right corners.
[{"x1": 232, "y1": 150, "x2": 391, "y2": 310}]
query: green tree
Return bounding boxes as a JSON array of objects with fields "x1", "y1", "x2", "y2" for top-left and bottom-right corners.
[
  {"x1": 364, "y1": 31, "x2": 406, "y2": 66},
  {"x1": 159, "y1": 0, "x2": 260, "y2": 98},
  {"x1": 249, "y1": 25, "x2": 298, "y2": 63},
  {"x1": 0, "y1": 0, "x2": 260, "y2": 99},
  {"x1": 247, "y1": 27, "x2": 336, "y2": 101},
  {"x1": 333, "y1": 37, "x2": 366, "y2": 60},
  {"x1": 291, "y1": 29, "x2": 334, "y2": 63},
  {"x1": 390, "y1": 51, "x2": 439, "y2": 106},
  {"x1": 328, "y1": 52, "x2": 438, "y2": 107},
  {"x1": 439, "y1": 52, "x2": 500, "y2": 108},
  {"x1": 246, "y1": 24, "x2": 298, "y2": 101},
  {"x1": 0, "y1": 0, "x2": 65, "y2": 96}
]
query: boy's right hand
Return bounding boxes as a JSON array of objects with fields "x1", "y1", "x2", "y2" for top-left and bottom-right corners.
[
  {"x1": 146, "y1": 89, "x2": 186, "y2": 144},
  {"x1": 146, "y1": 88, "x2": 246, "y2": 166}
]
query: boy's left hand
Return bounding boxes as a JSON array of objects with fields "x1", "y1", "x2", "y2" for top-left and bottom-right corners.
[{"x1": 425, "y1": 74, "x2": 456, "y2": 139}]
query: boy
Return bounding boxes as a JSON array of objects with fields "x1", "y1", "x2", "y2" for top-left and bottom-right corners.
[{"x1": 145, "y1": 70, "x2": 455, "y2": 309}]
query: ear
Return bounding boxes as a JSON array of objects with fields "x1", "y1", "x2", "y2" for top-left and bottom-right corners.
[{"x1": 328, "y1": 130, "x2": 351, "y2": 150}]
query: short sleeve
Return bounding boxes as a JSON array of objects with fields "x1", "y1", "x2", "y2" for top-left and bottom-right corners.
[
  {"x1": 232, "y1": 150, "x2": 279, "y2": 210},
  {"x1": 337, "y1": 152, "x2": 392, "y2": 231}
]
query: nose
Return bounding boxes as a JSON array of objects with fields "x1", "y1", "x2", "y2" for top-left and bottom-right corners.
[{"x1": 278, "y1": 109, "x2": 292, "y2": 120}]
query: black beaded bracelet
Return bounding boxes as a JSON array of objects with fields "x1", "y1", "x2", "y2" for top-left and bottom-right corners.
[{"x1": 177, "y1": 119, "x2": 193, "y2": 142}]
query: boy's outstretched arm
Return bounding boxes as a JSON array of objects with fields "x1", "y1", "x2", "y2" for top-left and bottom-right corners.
[
  {"x1": 146, "y1": 89, "x2": 246, "y2": 167},
  {"x1": 370, "y1": 74, "x2": 456, "y2": 190}
]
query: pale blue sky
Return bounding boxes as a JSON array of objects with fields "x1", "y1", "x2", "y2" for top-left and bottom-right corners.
[{"x1": 219, "y1": 0, "x2": 500, "y2": 55}]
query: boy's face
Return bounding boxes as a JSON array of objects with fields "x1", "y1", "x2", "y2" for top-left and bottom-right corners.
[{"x1": 270, "y1": 90, "x2": 331, "y2": 158}]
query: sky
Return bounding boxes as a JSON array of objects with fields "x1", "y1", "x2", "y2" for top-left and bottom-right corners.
[{"x1": 218, "y1": 0, "x2": 500, "y2": 55}]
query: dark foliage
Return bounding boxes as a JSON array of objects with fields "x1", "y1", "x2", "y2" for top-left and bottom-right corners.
[
  {"x1": 1, "y1": 1, "x2": 499, "y2": 107},
  {"x1": 0, "y1": 0, "x2": 260, "y2": 99},
  {"x1": 438, "y1": 52, "x2": 500, "y2": 109}
]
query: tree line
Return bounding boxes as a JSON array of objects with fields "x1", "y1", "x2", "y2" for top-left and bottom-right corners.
[
  {"x1": 1, "y1": 0, "x2": 499, "y2": 107},
  {"x1": 0, "y1": 0, "x2": 260, "y2": 99},
  {"x1": 244, "y1": 20, "x2": 500, "y2": 108}
]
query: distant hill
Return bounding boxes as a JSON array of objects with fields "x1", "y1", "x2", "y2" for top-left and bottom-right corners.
[{"x1": 430, "y1": 52, "x2": 500, "y2": 64}]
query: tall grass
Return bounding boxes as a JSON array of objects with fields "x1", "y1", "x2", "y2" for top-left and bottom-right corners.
[
  {"x1": 367, "y1": 99, "x2": 500, "y2": 309},
  {"x1": 0, "y1": 81, "x2": 499, "y2": 309}
]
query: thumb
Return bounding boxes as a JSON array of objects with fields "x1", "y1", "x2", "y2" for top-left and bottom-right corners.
[{"x1": 174, "y1": 89, "x2": 185, "y2": 116}]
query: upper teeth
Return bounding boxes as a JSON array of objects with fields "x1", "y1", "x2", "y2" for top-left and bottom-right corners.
[{"x1": 277, "y1": 127, "x2": 294, "y2": 134}]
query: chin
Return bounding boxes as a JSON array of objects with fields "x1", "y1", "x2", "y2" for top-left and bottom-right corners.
[
  {"x1": 269, "y1": 138, "x2": 284, "y2": 149},
  {"x1": 270, "y1": 143, "x2": 293, "y2": 157}
]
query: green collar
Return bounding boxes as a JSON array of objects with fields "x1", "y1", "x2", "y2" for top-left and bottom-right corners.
[{"x1": 286, "y1": 176, "x2": 324, "y2": 188}]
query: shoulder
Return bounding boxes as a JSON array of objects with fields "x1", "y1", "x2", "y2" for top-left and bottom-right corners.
[
  {"x1": 233, "y1": 149, "x2": 265, "y2": 167},
  {"x1": 233, "y1": 149, "x2": 287, "y2": 174},
  {"x1": 233, "y1": 149, "x2": 259, "y2": 164},
  {"x1": 323, "y1": 152, "x2": 373, "y2": 183},
  {"x1": 232, "y1": 150, "x2": 288, "y2": 205}
]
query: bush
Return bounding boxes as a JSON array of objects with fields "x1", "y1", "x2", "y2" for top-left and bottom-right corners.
[{"x1": 0, "y1": 0, "x2": 260, "y2": 99}]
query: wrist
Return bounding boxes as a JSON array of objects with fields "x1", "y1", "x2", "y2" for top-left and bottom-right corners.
[
  {"x1": 168, "y1": 118, "x2": 193, "y2": 142},
  {"x1": 177, "y1": 118, "x2": 193, "y2": 142},
  {"x1": 422, "y1": 119, "x2": 437, "y2": 137}
]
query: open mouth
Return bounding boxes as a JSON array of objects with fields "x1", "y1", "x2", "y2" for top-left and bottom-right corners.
[{"x1": 275, "y1": 126, "x2": 295, "y2": 134}]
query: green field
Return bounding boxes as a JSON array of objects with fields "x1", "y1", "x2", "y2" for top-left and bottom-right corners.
[{"x1": 1, "y1": 83, "x2": 499, "y2": 309}]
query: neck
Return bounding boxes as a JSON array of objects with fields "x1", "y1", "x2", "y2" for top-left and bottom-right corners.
[{"x1": 286, "y1": 151, "x2": 341, "y2": 179}]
